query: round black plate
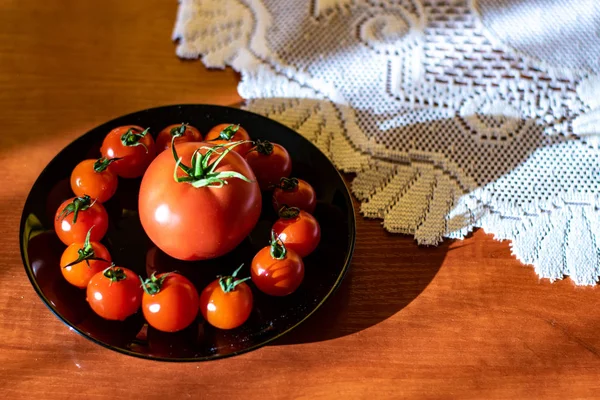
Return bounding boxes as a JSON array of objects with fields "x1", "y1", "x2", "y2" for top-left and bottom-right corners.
[{"x1": 20, "y1": 104, "x2": 355, "y2": 361}]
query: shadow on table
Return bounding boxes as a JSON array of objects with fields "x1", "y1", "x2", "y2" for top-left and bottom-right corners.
[{"x1": 271, "y1": 227, "x2": 453, "y2": 345}]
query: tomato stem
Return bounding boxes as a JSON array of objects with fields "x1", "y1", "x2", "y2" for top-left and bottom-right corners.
[
  {"x1": 273, "y1": 177, "x2": 299, "y2": 191},
  {"x1": 247, "y1": 139, "x2": 274, "y2": 155},
  {"x1": 56, "y1": 195, "x2": 94, "y2": 224},
  {"x1": 218, "y1": 264, "x2": 251, "y2": 293},
  {"x1": 93, "y1": 157, "x2": 122, "y2": 173},
  {"x1": 63, "y1": 226, "x2": 108, "y2": 269},
  {"x1": 170, "y1": 123, "x2": 188, "y2": 138},
  {"x1": 278, "y1": 205, "x2": 301, "y2": 219},
  {"x1": 171, "y1": 136, "x2": 254, "y2": 188},
  {"x1": 120, "y1": 127, "x2": 150, "y2": 153},
  {"x1": 103, "y1": 264, "x2": 127, "y2": 285},
  {"x1": 216, "y1": 124, "x2": 240, "y2": 141},
  {"x1": 140, "y1": 272, "x2": 171, "y2": 295},
  {"x1": 269, "y1": 230, "x2": 287, "y2": 260}
]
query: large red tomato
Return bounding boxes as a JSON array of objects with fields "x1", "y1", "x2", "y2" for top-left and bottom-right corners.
[{"x1": 138, "y1": 141, "x2": 262, "y2": 260}]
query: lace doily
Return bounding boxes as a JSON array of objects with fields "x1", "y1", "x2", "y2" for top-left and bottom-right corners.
[{"x1": 173, "y1": 0, "x2": 600, "y2": 285}]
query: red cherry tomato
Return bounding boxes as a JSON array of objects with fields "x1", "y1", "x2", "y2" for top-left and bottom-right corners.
[
  {"x1": 272, "y1": 177, "x2": 316, "y2": 214},
  {"x1": 87, "y1": 265, "x2": 142, "y2": 321},
  {"x1": 272, "y1": 206, "x2": 321, "y2": 257},
  {"x1": 141, "y1": 273, "x2": 199, "y2": 332},
  {"x1": 245, "y1": 140, "x2": 292, "y2": 190},
  {"x1": 54, "y1": 195, "x2": 109, "y2": 245},
  {"x1": 138, "y1": 141, "x2": 261, "y2": 261},
  {"x1": 199, "y1": 265, "x2": 253, "y2": 330},
  {"x1": 70, "y1": 158, "x2": 119, "y2": 203},
  {"x1": 205, "y1": 123, "x2": 252, "y2": 156},
  {"x1": 251, "y1": 231, "x2": 304, "y2": 296},
  {"x1": 100, "y1": 125, "x2": 156, "y2": 178},
  {"x1": 155, "y1": 123, "x2": 202, "y2": 153},
  {"x1": 60, "y1": 227, "x2": 112, "y2": 289}
]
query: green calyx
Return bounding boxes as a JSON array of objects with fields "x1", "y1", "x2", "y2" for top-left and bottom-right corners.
[
  {"x1": 93, "y1": 157, "x2": 122, "y2": 173},
  {"x1": 218, "y1": 264, "x2": 251, "y2": 293},
  {"x1": 56, "y1": 195, "x2": 94, "y2": 224},
  {"x1": 63, "y1": 227, "x2": 108, "y2": 269},
  {"x1": 103, "y1": 264, "x2": 127, "y2": 284},
  {"x1": 275, "y1": 177, "x2": 299, "y2": 191},
  {"x1": 170, "y1": 123, "x2": 188, "y2": 138},
  {"x1": 217, "y1": 124, "x2": 240, "y2": 141},
  {"x1": 269, "y1": 230, "x2": 287, "y2": 260},
  {"x1": 248, "y1": 139, "x2": 274, "y2": 155},
  {"x1": 120, "y1": 127, "x2": 150, "y2": 153},
  {"x1": 278, "y1": 205, "x2": 301, "y2": 219},
  {"x1": 140, "y1": 272, "x2": 170, "y2": 295},
  {"x1": 171, "y1": 137, "x2": 252, "y2": 188}
]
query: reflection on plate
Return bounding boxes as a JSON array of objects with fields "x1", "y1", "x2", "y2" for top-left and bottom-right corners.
[{"x1": 20, "y1": 104, "x2": 355, "y2": 361}]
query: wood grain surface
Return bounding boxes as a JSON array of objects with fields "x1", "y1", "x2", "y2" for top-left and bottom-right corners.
[{"x1": 1, "y1": 1, "x2": 599, "y2": 399}]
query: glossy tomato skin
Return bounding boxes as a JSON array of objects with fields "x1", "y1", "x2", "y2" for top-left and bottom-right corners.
[
  {"x1": 138, "y1": 142, "x2": 262, "y2": 261},
  {"x1": 54, "y1": 198, "x2": 108, "y2": 245},
  {"x1": 251, "y1": 246, "x2": 304, "y2": 296},
  {"x1": 245, "y1": 143, "x2": 292, "y2": 190},
  {"x1": 142, "y1": 273, "x2": 199, "y2": 333},
  {"x1": 155, "y1": 124, "x2": 202, "y2": 153},
  {"x1": 70, "y1": 159, "x2": 118, "y2": 203},
  {"x1": 100, "y1": 125, "x2": 156, "y2": 178},
  {"x1": 272, "y1": 210, "x2": 321, "y2": 257},
  {"x1": 60, "y1": 242, "x2": 112, "y2": 289},
  {"x1": 199, "y1": 279, "x2": 253, "y2": 330},
  {"x1": 87, "y1": 267, "x2": 142, "y2": 321},
  {"x1": 205, "y1": 123, "x2": 252, "y2": 156},
  {"x1": 272, "y1": 179, "x2": 317, "y2": 214}
]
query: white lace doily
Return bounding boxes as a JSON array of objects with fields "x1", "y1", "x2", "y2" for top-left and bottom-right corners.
[{"x1": 173, "y1": 0, "x2": 600, "y2": 285}]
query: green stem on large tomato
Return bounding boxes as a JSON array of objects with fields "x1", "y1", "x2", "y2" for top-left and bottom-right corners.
[
  {"x1": 171, "y1": 135, "x2": 253, "y2": 188},
  {"x1": 218, "y1": 264, "x2": 251, "y2": 293},
  {"x1": 269, "y1": 230, "x2": 287, "y2": 260},
  {"x1": 56, "y1": 195, "x2": 94, "y2": 224},
  {"x1": 63, "y1": 226, "x2": 108, "y2": 268}
]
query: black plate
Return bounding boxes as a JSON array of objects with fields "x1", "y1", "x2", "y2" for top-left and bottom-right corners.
[{"x1": 19, "y1": 104, "x2": 356, "y2": 361}]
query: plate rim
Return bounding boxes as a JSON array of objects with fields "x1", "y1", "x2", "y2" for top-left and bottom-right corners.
[{"x1": 19, "y1": 103, "x2": 356, "y2": 362}]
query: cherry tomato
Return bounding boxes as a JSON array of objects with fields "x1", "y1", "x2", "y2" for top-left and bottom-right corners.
[
  {"x1": 155, "y1": 123, "x2": 202, "y2": 153},
  {"x1": 251, "y1": 231, "x2": 304, "y2": 296},
  {"x1": 245, "y1": 139, "x2": 292, "y2": 190},
  {"x1": 139, "y1": 141, "x2": 262, "y2": 261},
  {"x1": 54, "y1": 195, "x2": 109, "y2": 245},
  {"x1": 272, "y1": 206, "x2": 321, "y2": 257},
  {"x1": 141, "y1": 272, "x2": 199, "y2": 332},
  {"x1": 60, "y1": 227, "x2": 112, "y2": 289},
  {"x1": 199, "y1": 265, "x2": 253, "y2": 330},
  {"x1": 86, "y1": 265, "x2": 142, "y2": 321},
  {"x1": 272, "y1": 177, "x2": 316, "y2": 214},
  {"x1": 70, "y1": 157, "x2": 119, "y2": 203},
  {"x1": 205, "y1": 123, "x2": 252, "y2": 156},
  {"x1": 100, "y1": 125, "x2": 156, "y2": 178}
]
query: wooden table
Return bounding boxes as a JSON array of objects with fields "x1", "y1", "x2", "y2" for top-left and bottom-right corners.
[{"x1": 2, "y1": 1, "x2": 599, "y2": 398}]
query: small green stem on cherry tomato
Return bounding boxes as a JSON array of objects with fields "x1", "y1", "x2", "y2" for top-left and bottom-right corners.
[
  {"x1": 218, "y1": 264, "x2": 251, "y2": 293},
  {"x1": 273, "y1": 177, "x2": 299, "y2": 191},
  {"x1": 171, "y1": 137, "x2": 253, "y2": 188},
  {"x1": 214, "y1": 124, "x2": 240, "y2": 141},
  {"x1": 56, "y1": 195, "x2": 94, "y2": 224},
  {"x1": 120, "y1": 127, "x2": 150, "y2": 153},
  {"x1": 93, "y1": 157, "x2": 122, "y2": 173},
  {"x1": 140, "y1": 272, "x2": 171, "y2": 295},
  {"x1": 278, "y1": 205, "x2": 301, "y2": 219},
  {"x1": 269, "y1": 230, "x2": 287, "y2": 260},
  {"x1": 170, "y1": 123, "x2": 188, "y2": 138},
  {"x1": 247, "y1": 139, "x2": 274, "y2": 155},
  {"x1": 103, "y1": 264, "x2": 127, "y2": 284},
  {"x1": 63, "y1": 226, "x2": 108, "y2": 268}
]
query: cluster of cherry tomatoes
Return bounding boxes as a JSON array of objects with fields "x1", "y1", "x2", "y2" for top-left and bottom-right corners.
[{"x1": 53, "y1": 121, "x2": 322, "y2": 333}]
